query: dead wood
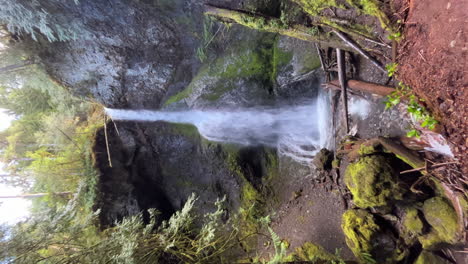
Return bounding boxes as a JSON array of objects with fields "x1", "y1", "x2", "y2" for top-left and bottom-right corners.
[{"x1": 332, "y1": 30, "x2": 386, "y2": 72}]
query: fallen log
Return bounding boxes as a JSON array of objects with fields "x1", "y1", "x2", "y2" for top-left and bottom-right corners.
[
  {"x1": 378, "y1": 136, "x2": 425, "y2": 169},
  {"x1": 326, "y1": 79, "x2": 395, "y2": 97},
  {"x1": 204, "y1": 4, "x2": 350, "y2": 50}
]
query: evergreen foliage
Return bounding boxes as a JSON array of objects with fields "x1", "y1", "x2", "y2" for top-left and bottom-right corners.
[{"x1": 0, "y1": 0, "x2": 86, "y2": 42}]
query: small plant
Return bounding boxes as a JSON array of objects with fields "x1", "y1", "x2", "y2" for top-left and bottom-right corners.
[
  {"x1": 385, "y1": 62, "x2": 398, "y2": 77},
  {"x1": 361, "y1": 252, "x2": 377, "y2": 264},
  {"x1": 388, "y1": 31, "x2": 402, "y2": 41},
  {"x1": 384, "y1": 82, "x2": 438, "y2": 138}
]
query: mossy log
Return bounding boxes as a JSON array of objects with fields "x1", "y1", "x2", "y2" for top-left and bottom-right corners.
[
  {"x1": 377, "y1": 136, "x2": 425, "y2": 169},
  {"x1": 204, "y1": 5, "x2": 350, "y2": 50}
]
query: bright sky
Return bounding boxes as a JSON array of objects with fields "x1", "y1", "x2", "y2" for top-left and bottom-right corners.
[{"x1": 0, "y1": 109, "x2": 31, "y2": 225}]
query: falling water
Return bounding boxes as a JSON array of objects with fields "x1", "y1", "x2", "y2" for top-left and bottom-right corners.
[{"x1": 105, "y1": 90, "x2": 332, "y2": 165}]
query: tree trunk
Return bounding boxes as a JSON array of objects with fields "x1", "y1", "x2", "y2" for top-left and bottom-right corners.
[{"x1": 204, "y1": 4, "x2": 350, "y2": 50}]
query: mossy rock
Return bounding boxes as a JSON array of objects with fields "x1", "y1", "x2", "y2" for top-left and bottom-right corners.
[
  {"x1": 358, "y1": 141, "x2": 381, "y2": 156},
  {"x1": 419, "y1": 197, "x2": 460, "y2": 249},
  {"x1": 284, "y1": 242, "x2": 337, "y2": 262},
  {"x1": 401, "y1": 207, "x2": 424, "y2": 244},
  {"x1": 342, "y1": 209, "x2": 408, "y2": 263},
  {"x1": 414, "y1": 251, "x2": 450, "y2": 264},
  {"x1": 345, "y1": 155, "x2": 403, "y2": 208},
  {"x1": 312, "y1": 148, "x2": 333, "y2": 171}
]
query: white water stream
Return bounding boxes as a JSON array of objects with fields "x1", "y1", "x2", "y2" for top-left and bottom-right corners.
[{"x1": 105, "y1": 91, "x2": 332, "y2": 164}]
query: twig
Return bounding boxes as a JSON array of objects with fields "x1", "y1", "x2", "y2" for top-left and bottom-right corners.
[
  {"x1": 332, "y1": 30, "x2": 387, "y2": 72},
  {"x1": 315, "y1": 43, "x2": 329, "y2": 81},
  {"x1": 337, "y1": 48, "x2": 349, "y2": 133},
  {"x1": 110, "y1": 118, "x2": 120, "y2": 136},
  {"x1": 55, "y1": 126, "x2": 82, "y2": 152},
  {"x1": 400, "y1": 162, "x2": 460, "y2": 174},
  {"x1": 103, "y1": 116, "x2": 112, "y2": 168}
]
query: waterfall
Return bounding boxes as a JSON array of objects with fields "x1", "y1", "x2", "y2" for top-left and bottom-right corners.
[{"x1": 105, "y1": 90, "x2": 332, "y2": 165}]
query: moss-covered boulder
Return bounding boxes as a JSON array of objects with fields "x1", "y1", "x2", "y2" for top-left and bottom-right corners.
[
  {"x1": 414, "y1": 251, "x2": 450, "y2": 264},
  {"x1": 342, "y1": 209, "x2": 407, "y2": 263},
  {"x1": 284, "y1": 242, "x2": 338, "y2": 262},
  {"x1": 345, "y1": 155, "x2": 403, "y2": 208},
  {"x1": 401, "y1": 207, "x2": 424, "y2": 244},
  {"x1": 419, "y1": 197, "x2": 460, "y2": 249}
]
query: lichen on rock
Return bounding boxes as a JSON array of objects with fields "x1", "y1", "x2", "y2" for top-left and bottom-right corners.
[
  {"x1": 419, "y1": 197, "x2": 460, "y2": 249},
  {"x1": 345, "y1": 155, "x2": 403, "y2": 208}
]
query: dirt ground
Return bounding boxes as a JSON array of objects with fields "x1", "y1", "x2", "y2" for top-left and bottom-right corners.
[{"x1": 398, "y1": 0, "x2": 468, "y2": 175}]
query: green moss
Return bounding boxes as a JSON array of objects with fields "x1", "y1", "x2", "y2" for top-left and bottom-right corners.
[
  {"x1": 271, "y1": 39, "x2": 293, "y2": 82},
  {"x1": 164, "y1": 86, "x2": 193, "y2": 106},
  {"x1": 265, "y1": 150, "x2": 279, "y2": 181},
  {"x1": 293, "y1": 0, "x2": 341, "y2": 16},
  {"x1": 170, "y1": 123, "x2": 200, "y2": 139},
  {"x1": 394, "y1": 153, "x2": 423, "y2": 170},
  {"x1": 403, "y1": 208, "x2": 423, "y2": 235},
  {"x1": 401, "y1": 207, "x2": 423, "y2": 244},
  {"x1": 342, "y1": 209, "x2": 407, "y2": 263},
  {"x1": 345, "y1": 155, "x2": 403, "y2": 208},
  {"x1": 285, "y1": 242, "x2": 337, "y2": 262},
  {"x1": 414, "y1": 251, "x2": 450, "y2": 264},
  {"x1": 225, "y1": 148, "x2": 263, "y2": 252},
  {"x1": 342, "y1": 209, "x2": 380, "y2": 261},
  {"x1": 331, "y1": 159, "x2": 340, "y2": 169},
  {"x1": 419, "y1": 197, "x2": 459, "y2": 249},
  {"x1": 358, "y1": 142, "x2": 380, "y2": 156},
  {"x1": 346, "y1": 0, "x2": 392, "y2": 31}
]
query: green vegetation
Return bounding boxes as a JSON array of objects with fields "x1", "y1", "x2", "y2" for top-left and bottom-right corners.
[
  {"x1": 196, "y1": 17, "x2": 225, "y2": 62},
  {"x1": 345, "y1": 155, "x2": 403, "y2": 208},
  {"x1": 345, "y1": 0, "x2": 392, "y2": 31},
  {"x1": 285, "y1": 242, "x2": 341, "y2": 263},
  {"x1": 2, "y1": 193, "x2": 236, "y2": 263},
  {"x1": 385, "y1": 62, "x2": 398, "y2": 77},
  {"x1": 385, "y1": 81, "x2": 438, "y2": 138}
]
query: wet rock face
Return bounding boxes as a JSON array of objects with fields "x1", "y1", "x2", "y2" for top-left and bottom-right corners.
[
  {"x1": 33, "y1": 0, "x2": 208, "y2": 109},
  {"x1": 93, "y1": 121, "x2": 278, "y2": 226}
]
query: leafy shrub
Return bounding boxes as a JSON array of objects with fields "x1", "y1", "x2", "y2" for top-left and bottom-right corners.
[{"x1": 385, "y1": 82, "x2": 438, "y2": 137}]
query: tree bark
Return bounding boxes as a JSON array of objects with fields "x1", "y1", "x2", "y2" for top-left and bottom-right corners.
[{"x1": 332, "y1": 30, "x2": 386, "y2": 72}]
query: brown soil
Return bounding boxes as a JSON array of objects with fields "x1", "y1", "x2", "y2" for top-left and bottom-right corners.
[
  {"x1": 398, "y1": 0, "x2": 468, "y2": 175},
  {"x1": 257, "y1": 168, "x2": 354, "y2": 261}
]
